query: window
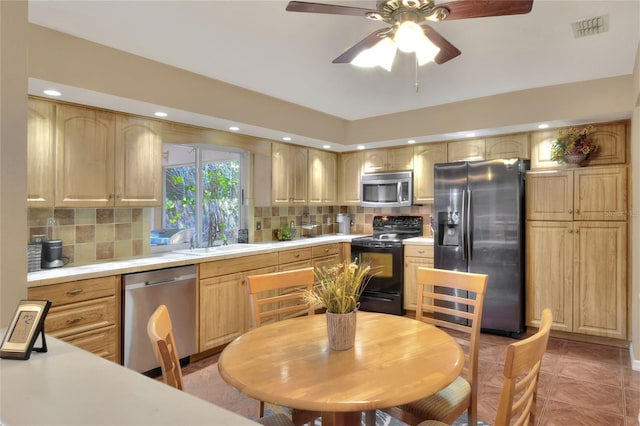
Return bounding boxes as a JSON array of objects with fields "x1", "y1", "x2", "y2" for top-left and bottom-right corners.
[{"x1": 151, "y1": 144, "x2": 244, "y2": 249}]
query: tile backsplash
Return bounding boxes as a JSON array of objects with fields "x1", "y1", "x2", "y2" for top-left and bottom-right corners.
[{"x1": 28, "y1": 207, "x2": 151, "y2": 266}]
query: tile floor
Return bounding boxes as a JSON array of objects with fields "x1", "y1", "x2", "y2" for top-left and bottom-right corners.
[{"x1": 179, "y1": 332, "x2": 640, "y2": 425}]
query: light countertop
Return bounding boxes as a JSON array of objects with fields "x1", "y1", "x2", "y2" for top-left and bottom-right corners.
[
  {"x1": 403, "y1": 237, "x2": 435, "y2": 245},
  {"x1": 0, "y1": 332, "x2": 259, "y2": 426},
  {"x1": 28, "y1": 235, "x2": 360, "y2": 287}
]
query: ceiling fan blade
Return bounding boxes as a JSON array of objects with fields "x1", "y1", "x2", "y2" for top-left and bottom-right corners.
[
  {"x1": 332, "y1": 29, "x2": 389, "y2": 63},
  {"x1": 437, "y1": 0, "x2": 533, "y2": 20},
  {"x1": 422, "y1": 25, "x2": 461, "y2": 64},
  {"x1": 286, "y1": 1, "x2": 377, "y2": 17}
]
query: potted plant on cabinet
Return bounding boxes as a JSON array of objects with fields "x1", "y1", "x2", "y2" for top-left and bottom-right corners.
[
  {"x1": 304, "y1": 260, "x2": 372, "y2": 350},
  {"x1": 550, "y1": 125, "x2": 598, "y2": 167}
]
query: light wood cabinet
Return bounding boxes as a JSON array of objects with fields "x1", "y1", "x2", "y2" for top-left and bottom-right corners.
[
  {"x1": 485, "y1": 133, "x2": 529, "y2": 160},
  {"x1": 51, "y1": 102, "x2": 162, "y2": 207},
  {"x1": 526, "y1": 164, "x2": 628, "y2": 340},
  {"x1": 403, "y1": 244, "x2": 434, "y2": 311},
  {"x1": 526, "y1": 221, "x2": 627, "y2": 339},
  {"x1": 363, "y1": 147, "x2": 413, "y2": 173},
  {"x1": 28, "y1": 276, "x2": 121, "y2": 362},
  {"x1": 27, "y1": 98, "x2": 55, "y2": 207},
  {"x1": 530, "y1": 121, "x2": 627, "y2": 169},
  {"x1": 447, "y1": 139, "x2": 485, "y2": 162},
  {"x1": 271, "y1": 142, "x2": 308, "y2": 205},
  {"x1": 338, "y1": 151, "x2": 364, "y2": 205},
  {"x1": 308, "y1": 148, "x2": 337, "y2": 205},
  {"x1": 412, "y1": 143, "x2": 447, "y2": 204},
  {"x1": 526, "y1": 166, "x2": 628, "y2": 221},
  {"x1": 312, "y1": 243, "x2": 342, "y2": 269},
  {"x1": 199, "y1": 253, "x2": 278, "y2": 351}
]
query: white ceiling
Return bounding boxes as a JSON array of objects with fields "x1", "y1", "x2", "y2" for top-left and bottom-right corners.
[{"x1": 28, "y1": 0, "x2": 640, "y2": 147}]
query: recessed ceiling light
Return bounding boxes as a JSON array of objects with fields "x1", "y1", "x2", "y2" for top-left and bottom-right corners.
[
  {"x1": 408, "y1": 140, "x2": 416, "y2": 144},
  {"x1": 466, "y1": 133, "x2": 476, "y2": 138},
  {"x1": 282, "y1": 136, "x2": 292, "y2": 141},
  {"x1": 538, "y1": 124, "x2": 549, "y2": 129},
  {"x1": 43, "y1": 89, "x2": 61, "y2": 97},
  {"x1": 154, "y1": 111, "x2": 168, "y2": 117},
  {"x1": 357, "y1": 145, "x2": 366, "y2": 150},
  {"x1": 229, "y1": 126, "x2": 240, "y2": 131},
  {"x1": 323, "y1": 145, "x2": 331, "y2": 149}
]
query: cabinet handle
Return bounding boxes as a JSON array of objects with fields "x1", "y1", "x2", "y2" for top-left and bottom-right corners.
[
  {"x1": 294, "y1": 254, "x2": 300, "y2": 258},
  {"x1": 418, "y1": 250, "x2": 425, "y2": 254},
  {"x1": 568, "y1": 209, "x2": 573, "y2": 214},
  {"x1": 324, "y1": 248, "x2": 329, "y2": 253},
  {"x1": 116, "y1": 193, "x2": 122, "y2": 199},
  {"x1": 109, "y1": 193, "x2": 115, "y2": 199},
  {"x1": 568, "y1": 229, "x2": 573, "y2": 233},
  {"x1": 575, "y1": 209, "x2": 579, "y2": 215},
  {"x1": 67, "y1": 317, "x2": 83, "y2": 324},
  {"x1": 575, "y1": 229, "x2": 579, "y2": 234},
  {"x1": 66, "y1": 289, "x2": 83, "y2": 296}
]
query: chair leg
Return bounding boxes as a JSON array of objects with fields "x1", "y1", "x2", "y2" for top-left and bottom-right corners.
[
  {"x1": 364, "y1": 410, "x2": 376, "y2": 426},
  {"x1": 259, "y1": 400, "x2": 265, "y2": 417}
]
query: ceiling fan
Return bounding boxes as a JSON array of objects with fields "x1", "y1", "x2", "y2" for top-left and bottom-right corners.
[{"x1": 286, "y1": 0, "x2": 534, "y2": 70}]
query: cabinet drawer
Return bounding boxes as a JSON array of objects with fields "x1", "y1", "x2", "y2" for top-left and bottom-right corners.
[
  {"x1": 200, "y1": 253, "x2": 278, "y2": 278},
  {"x1": 404, "y1": 245, "x2": 434, "y2": 258},
  {"x1": 312, "y1": 244, "x2": 340, "y2": 258},
  {"x1": 63, "y1": 325, "x2": 117, "y2": 361},
  {"x1": 279, "y1": 260, "x2": 313, "y2": 271},
  {"x1": 29, "y1": 276, "x2": 118, "y2": 306},
  {"x1": 279, "y1": 247, "x2": 313, "y2": 264},
  {"x1": 46, "y1": 296, "x2": 116, "y2": 337}
]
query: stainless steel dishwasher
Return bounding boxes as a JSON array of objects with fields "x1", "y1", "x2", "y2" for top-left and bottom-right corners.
[{"x1": 123, "y1": 265, "x2": 196, "y2": 374}]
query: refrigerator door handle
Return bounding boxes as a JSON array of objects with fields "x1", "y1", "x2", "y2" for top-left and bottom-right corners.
[
  {"x1": 466, "y1": 189, "x2": 472, "y2": 261},
  {"x1": 460, "y1": 189, "x2": 466, "y2": 261}
]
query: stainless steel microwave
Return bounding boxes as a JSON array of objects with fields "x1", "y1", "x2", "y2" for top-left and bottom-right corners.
[{"x1": 361, "y1": 171, "x2": 413, "y2": 208}]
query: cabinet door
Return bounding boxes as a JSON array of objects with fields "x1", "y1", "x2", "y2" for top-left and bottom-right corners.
[
  {"x1": 363, "y1": 149, "x2": 388, "y2": 173},
  {"x1": 413, "y1": 143, "x2": 446, "y2": 204},
  {"x1": 290, "y1": 146, "x2": 308, "y2": 204},
  {"x1": 27, "y1": 98, "x2": 55, "y2": 207},
  {"x1": 485, "y1": 133, "x2": 529, "y2": 160},
  {"x1": 271, "y1": 143, "x2": 291, "y2": 205},
  {"x1": 573, "y1": 222, "x2": 627, "y2": 339},
  {"x1": 525, "y1": 221, "x2": 573, "y2": 332},
  {"x1": 386, "y1": 146, "x2": 414, "y2": 171},
  {"x1": 308, "y1": 149, "x2": 337, "y2": 205},
  {"x1": 526, "y1": 170, "x2": 573, "y2": 221},
  {"x1": 529, "y1": 129, "x2": 559, "y2": 169},
  {"x1": 338, "y1": 151, "x2": 363, "y2": 205},
  {"x1": 588, "y1": 121, "x2": 627, "y2": 165},
  {"x1": 403, "y1": 245, "x2": 434, "y2": 311},
  {"x1": 573, "y1": 166, "x2": 627, "y2": 221},
  {"x1": 115, "y1": 115, "x2": 162, "y2": 206},
  {"x1": 447, "y1": 139, "x2": 485, "y2": 162},
  {"x1": 199, "y1": 272, "x2": 246, "y2": 351},
  {"x1": 55, "y1": 104, "x2": 115, "y2": 207}
]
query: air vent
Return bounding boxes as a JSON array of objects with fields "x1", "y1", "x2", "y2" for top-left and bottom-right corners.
[{"x1": 572, "y1": 15, "x2": 609, "y2": 38}]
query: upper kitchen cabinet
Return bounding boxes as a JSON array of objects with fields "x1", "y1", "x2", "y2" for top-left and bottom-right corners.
[
  {"x1": 308, "y1": 148, "x2": 337, "y2": 205},
  {"x1": 54, "y1": 103, "x2": 162, "y2": 207},
  {"x1": 114, "y1": 115, "x2": 162, "y2": 206},
  {"x1": 485, "y1": 133, "x2": 529, "y2": 160},
  {"x1": 28, "y1": 98, "x2": 55, "y2": 207},
  {"x1": 530, "y1": 121, "x2": 628, "y2": 169},
  {"x1": 338, "y1": 151, "x2": 364, "y2": 205},
  {"x1": 271, "y1": 142, "x2": 308, "y2": 205},
  {"x1": 412, "y1": 142, "x2": 446, "y2": 204},
  {"x1": 363, "y1": 146, "x2": 413, "y2": 173},
  {"x1": 447, "y1": 138, "x2": 485, "y2": 162},
  {"x1": 55, "y1": 104, "x2": 116, "y2": 207}
]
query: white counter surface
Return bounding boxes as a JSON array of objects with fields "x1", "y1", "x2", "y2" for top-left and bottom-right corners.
[
  {"x1": 28, "y1": 235, "x2": 359, "y2": 287},
  {"x1": 403, "y1": 237, "x2": 435, "y2": 245},
  {"x1": 0, "y1": 333, "x2": 258, "y2": 426}
]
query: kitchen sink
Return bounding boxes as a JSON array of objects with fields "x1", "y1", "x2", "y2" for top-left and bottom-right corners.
[{"x1": 173, "y1": 244, "x2": 264, "y2": 256}]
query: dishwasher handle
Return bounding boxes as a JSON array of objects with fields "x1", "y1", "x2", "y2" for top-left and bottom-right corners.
[{"x1": 125, "y1": 273, "x2": 196, "y2": 290}]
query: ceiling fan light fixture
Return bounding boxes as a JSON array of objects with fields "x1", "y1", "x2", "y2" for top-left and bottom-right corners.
[
  {"x1": 415, "y1": 36, "x2": 440, "y2": 65},
  {"x1": 366, "y1": 11, "x2": 383, "y2": 20},
  {"x1": 394, "y1": 21, "x2": 424, "y2": 53},
  {"x1": 351, "y1": 37, "x2": 397, "y2": 71}
]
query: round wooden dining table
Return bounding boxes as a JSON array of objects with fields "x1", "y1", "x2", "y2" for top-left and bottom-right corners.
[{"x1": 218, "y1": 311, "x2": 464, "y2": 426}]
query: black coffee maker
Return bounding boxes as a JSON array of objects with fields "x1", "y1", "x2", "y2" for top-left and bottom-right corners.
[{"x1": 41, "y1": 240, "x2": 63, "y2": 269}]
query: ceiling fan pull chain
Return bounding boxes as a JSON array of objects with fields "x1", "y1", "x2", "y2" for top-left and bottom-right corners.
[{"x1": 415, "y1": 55, "x2": 420, "y2": 93}]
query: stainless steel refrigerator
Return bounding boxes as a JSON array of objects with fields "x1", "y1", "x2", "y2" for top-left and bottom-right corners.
[{"x1": 433, "y1": 158, "x2": 529, "y2": 337}]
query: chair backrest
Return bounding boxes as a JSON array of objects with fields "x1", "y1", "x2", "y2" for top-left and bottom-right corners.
[
  {"x1": 415, "y1": 267, "x2": 488, "y2": 421},
  {"x1": 494, "y1": 308, "x2": 553, "y2": 426},
  {"x1": 147, "y1": 304, "x2": 184, "y2": 390},
  {"x1": 246, "y1": 267, "x2": 315, "y2": 328}
]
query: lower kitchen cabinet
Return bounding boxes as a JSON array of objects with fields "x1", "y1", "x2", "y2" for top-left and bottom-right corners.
[
  {"x1": 312, "y1": 243, "x2": 342, "y2": 269},
  {"x1": 28, "y1": 275, "x2": 121, "y2": 362},
  {"x1": 526, "y1": 221, "x2": 627, "y2": 339},
  {"x1": 403, "y1": 244, "x2": 434, "y2": 311}
]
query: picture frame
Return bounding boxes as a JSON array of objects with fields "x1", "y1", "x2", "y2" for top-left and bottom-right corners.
[{"x1": 1, "y1": 299, "x2": 51, "y2": 360}]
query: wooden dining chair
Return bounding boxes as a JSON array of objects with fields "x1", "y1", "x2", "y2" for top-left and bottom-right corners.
[
  {"x1": 416, "y1": 308, "x2": 553, "y2": 426},
  {"x1": 245, "y1": 267, "x2": 320, "y2": 425},
  {"x1": 382, "y1": 267, "x2": 488, "y2": 426},
  {"x1": 146, "y1": 305, "x2": 295, "y2": 426}
]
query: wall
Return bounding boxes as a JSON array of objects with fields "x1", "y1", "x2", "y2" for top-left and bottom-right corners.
[
  {"x1": 0, "y1": 1, "x2": 28, "y2": 326},
  {"x1": 252, "y1": 204, "x2": 433, "y2": 242},
  {"x1": 27, "y1": 208, "x2": 151, "y2": 267}
]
